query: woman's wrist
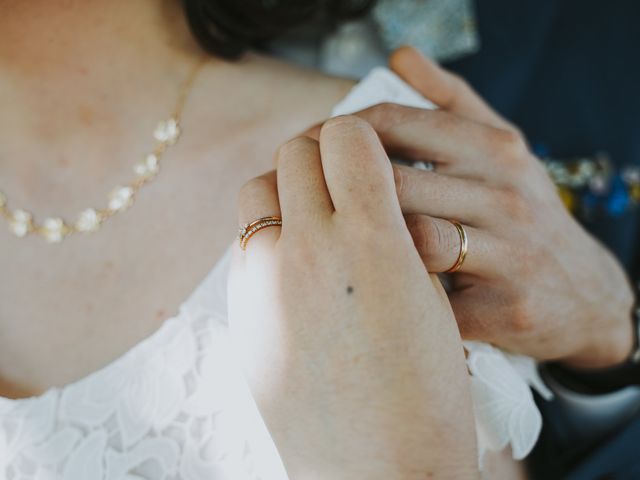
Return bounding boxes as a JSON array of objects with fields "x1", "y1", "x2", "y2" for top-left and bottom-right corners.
[{"x1": 276, "y1": 411, "x2": 481, "y2": 480}]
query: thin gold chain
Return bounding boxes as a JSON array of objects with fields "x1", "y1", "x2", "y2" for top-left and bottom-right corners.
[{"x1": 0, "y1": 57, "x2": 207, "y2": 243}]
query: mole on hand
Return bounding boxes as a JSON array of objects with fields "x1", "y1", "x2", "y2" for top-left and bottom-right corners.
[{"x1": 346, "y1": 286, "x2": 354, "y2": 295}]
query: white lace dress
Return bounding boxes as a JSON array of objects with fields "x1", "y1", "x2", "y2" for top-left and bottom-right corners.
[{"x1": 0, "y1": 69, "x2": 552, "y2": 480}]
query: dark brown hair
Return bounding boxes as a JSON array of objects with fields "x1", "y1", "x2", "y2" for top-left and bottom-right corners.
[{"x1": 182, "y1": 0, "x2": 375, "y2": 59}]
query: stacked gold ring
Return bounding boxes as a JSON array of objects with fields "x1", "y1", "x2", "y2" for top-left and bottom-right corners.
[
  {"x1": 445, "y1": 220, "x2": 468, "y2": 273},
  {"x1": 238, "y1": 216, "x2": 282, "y2": 250}
]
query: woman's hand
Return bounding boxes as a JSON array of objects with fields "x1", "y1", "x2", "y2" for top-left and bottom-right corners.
[
  {"x1": 343, "y1": 47, "x2": 634, "y2": 369},
  {"x1": 228, "y1": 116, "x2": 478, "y2": 480}
]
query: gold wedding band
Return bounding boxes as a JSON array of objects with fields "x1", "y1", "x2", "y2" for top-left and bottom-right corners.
[
  {"x1": 238, "y1": 216, "x2": 282, "y2": 250},
  {"x1": 445, "y1": 220, "x2": 468, "y2": 273}
]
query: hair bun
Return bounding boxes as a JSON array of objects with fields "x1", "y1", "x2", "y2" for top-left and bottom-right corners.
[{"x1": 183, "y1": 0, "x2": 374, "y2": 59}]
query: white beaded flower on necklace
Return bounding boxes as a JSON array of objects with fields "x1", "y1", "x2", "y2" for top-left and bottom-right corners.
[{"x1": 0, "y1": 59, "x2": 206, "y2": 243}]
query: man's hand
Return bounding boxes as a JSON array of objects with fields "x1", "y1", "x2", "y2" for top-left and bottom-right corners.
[{"x1": 352, "y1": 47, "x2": 635, "y2": 369}]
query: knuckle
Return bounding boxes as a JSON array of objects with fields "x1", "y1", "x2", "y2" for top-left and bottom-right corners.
[
  {"x1": 406, "y1": 215, "x2": 434, "y2": 251},
  {"x1": 392, "y1": 164, "x2": 408, "y2": 199},
  {"x1": 509, "y1": 296, "x2": 536, "y2": 334},
  {"x1": 450, "y1": 72, "x2": 471, "y2": 93},
  {"x1": 444, "y1": 73, "x2": 471, "y2": 107},
  {"x1": 277, "y1": 136, "x2": 318, "y2": 160},
  {"x1": 495, "y1": 187, "x2": 534, "y2": 222},
  {"x1": 406, "y1": 216, "x2": 452, "y2": 260},
  {"x1": 430, "y1": 109, "x2": 457, "y2": 132},
  {"x1": 322, "y1": 114, "x2": 371, "y2": 133},
  {"x1": 509, "y1": 125, "x2": 526, "y2": 141},
  {"x1": 239, "y1": 175, "x2": 272, "y2": 200},
  {"x1": 359, "y1": 102, "x2": 408, "y2": 133},
  {"x1": 367, "y1": 102, "x2": 404, "y2": 120},
  {"x1": 490, "y1": 128, "x2": 529, "y2": 169},
  {"x1": 496, "y1": 128, "x2": 526, "y2": 152}
]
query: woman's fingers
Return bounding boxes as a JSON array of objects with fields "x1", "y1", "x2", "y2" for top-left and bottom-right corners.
[
  {"x1": 319, "y1": 115, "x2": 402, "y2": 223},
  {"x1": 393, "y1": 164, "x2": 498, "y2": 228},
  {"x1": 238, "y1": 171, "x2": 282, "y2": 255},
  {"x1": 389, "y1": 46, "x2": 514, "y2": 131},
  {"x1": 405, "y1": 215, "x2": 501, "y2": 275},
  {"x1": 276, "y1": 136, "x2": 333, "y2": 226}
]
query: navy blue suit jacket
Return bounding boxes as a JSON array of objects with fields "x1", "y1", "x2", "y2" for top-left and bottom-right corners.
[{"x1": 444, "y1": 1, "x2": 640, "y2": 478}]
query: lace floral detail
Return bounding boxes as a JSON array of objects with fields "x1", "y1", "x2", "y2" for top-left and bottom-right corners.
[
  {"x1": 0, "y1": 253, "x2": 287, "y2": 480},
  {"x1": 464, "y1": 341, "x2": 553, "y2": 464}
]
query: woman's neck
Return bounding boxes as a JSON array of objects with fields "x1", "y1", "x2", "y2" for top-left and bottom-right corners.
[
  {"x1": 0, "y1": 0, "x2": 200, "y2": 80},
  {"x1": 0, "y1": 0, "x2": 206, "y2": 147}
]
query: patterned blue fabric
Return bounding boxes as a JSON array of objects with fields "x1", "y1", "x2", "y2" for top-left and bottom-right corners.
[{"x1": 372, "y1": 0, "x2": 480, "y2": 62}]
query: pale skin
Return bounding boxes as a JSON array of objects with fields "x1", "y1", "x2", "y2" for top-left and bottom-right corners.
[
  {"x1": 229, "y1": 118, "x2": 479, "y2": 479},
  {"x1": 230, "y1": 49, "x2": 635, "y2": 478},
  {"x1": 0, "y1": 0, "x2": 624, "y2": 477},
  {"x1": 0, "y1": 0, "x2": 354, "y2": 398},
  {"x1": 387, "y1": 48, "x2": 636, "y2": 369},
  {"x1": 305, "y1": 47, "x2": 635, "y2": 370},
  {"x1": 0, "y1": 4, "x2": 493, "y2": 477}
]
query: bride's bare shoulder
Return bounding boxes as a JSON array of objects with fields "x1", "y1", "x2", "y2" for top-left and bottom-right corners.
[
  {"x1": 246, "y1": 53, "x2": 356, "y2": 97},
  {"x1": 195, "y1": 52, "x2": 356, "y2": 123}
]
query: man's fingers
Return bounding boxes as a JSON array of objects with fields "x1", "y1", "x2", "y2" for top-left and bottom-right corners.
[
  {"x1": 302, "y1": 104, "x2": 529, "y2": 186},
  {"x1": 393, "y1": 164, "x2": 498, "y2": 228},
  {"x1": 390, "y1": 46, "x2": 514, "y2": 131},
  {"x1": 352, "y1": 104, "x2": 529, "y2": 185},
  {"x1": 447, "y1": 287, "x2": 505, "y2": 342},
  {"x1": 299, "y1": 122, "x2": 322, "y2": 141},
  {"x1": 238, "y1": 171, "x2": 282, "y2": 255},
  {"x1": 276, "y1": 136, "x2": 333, "y2": 226},
  {"x1": 405, "y1": 215, "x2": 500, "y2": 275},
  {"x1": 319, "y1": 115, "x2": 402, "y2": 223}
]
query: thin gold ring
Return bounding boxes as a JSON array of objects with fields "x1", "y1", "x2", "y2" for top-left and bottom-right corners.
[
  {"x1": 238, "y1": 216, "x2": 282, "y2": 250},
  {"x1": 445, "y1": 220, "x2": 468, "y2": 273}
]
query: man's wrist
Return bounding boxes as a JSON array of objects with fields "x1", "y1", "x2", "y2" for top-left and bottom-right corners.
[
  {"x1": 563, "y1": 278, "x2": 638, "y2": 369},
  {"x1": 546, "y1": 296, "x2": 640, "y2": 395},
  {"x1": 563, "y1": 315, "x2": 636, "y2": 369}
]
